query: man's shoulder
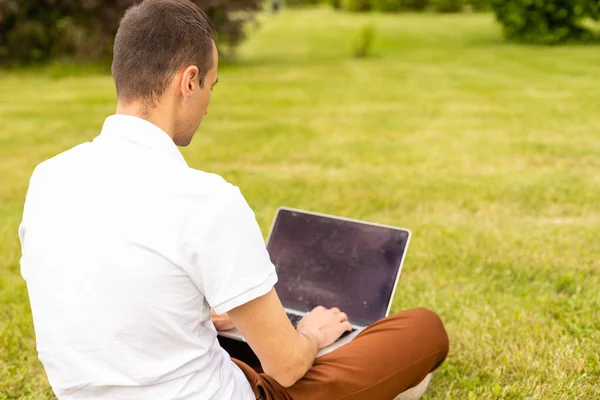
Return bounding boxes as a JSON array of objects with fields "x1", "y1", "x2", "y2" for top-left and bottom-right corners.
[
  {"x1": 30, "y1": 143, "x2": 92, "y2": 181},
  {"x1": 182, "y1": 167, "x2": 236, "y2": 194},
  {"x1": 182, "y1": 168, "x2": 251, "y2": 214},
  {"x1": 182, "y1": 167, "x2": 228, "y2": 189}
]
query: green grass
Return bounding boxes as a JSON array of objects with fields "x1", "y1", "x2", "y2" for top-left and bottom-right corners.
[{"x1": 1, "y1": 9, "x2": 600, "y2": 399}]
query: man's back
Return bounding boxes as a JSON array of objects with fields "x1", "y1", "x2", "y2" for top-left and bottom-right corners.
[{"x1": 19, "y1": 115, "x2": 274, "y2": 399}]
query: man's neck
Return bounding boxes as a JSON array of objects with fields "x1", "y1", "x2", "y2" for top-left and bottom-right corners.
[{"x1": 116, "y1": 100, "x2": 176, "y2": 141}]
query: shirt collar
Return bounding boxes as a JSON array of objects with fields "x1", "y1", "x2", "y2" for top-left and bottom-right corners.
[{"x1": 98, "y1": 114, "x2": 188, "y2": 166}]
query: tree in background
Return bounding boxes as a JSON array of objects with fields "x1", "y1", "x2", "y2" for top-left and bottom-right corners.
[
  {"x1": 490, "y1": 0, "x2": 600, "y2": 44},
  {"x1": 0, "y1": 0, "x2": 260, "y2": 65}
]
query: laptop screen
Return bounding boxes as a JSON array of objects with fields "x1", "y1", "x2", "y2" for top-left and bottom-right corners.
[{"x1": 267, "y1": 208, "x2": 410, "y2": 326}]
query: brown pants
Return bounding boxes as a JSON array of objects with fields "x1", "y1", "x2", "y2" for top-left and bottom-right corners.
[{"x1": 233, "y1": 308, "x2": 449, "y2": 400}]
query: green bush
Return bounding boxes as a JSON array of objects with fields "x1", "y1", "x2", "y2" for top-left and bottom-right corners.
[
  {"x1": 490, "y1": 0, "x2": 600, "y2": 44},
  {"x1": 0, "y1": 0, "x2": 261, "y2": 65}
]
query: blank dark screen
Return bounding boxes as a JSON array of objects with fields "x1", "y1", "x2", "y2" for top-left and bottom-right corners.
[{"x1": 267, "y1": 209, "x2": 409, "y2": 326}]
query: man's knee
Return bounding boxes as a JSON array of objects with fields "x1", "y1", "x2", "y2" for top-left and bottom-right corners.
[
  {"x1": 387, "y1": 307, "x2": 449, "y2": 359},
  {"x1": 367, "y1": 307, "x2": 450, "y2": 359},
  {"x1": 409, "y1": 307, "x2": 450, "y2": 358}
]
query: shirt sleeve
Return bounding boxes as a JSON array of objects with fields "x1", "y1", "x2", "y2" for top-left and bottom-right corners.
[{"x1": 179, "y1": 185, "x2": 278, "y2": 315}]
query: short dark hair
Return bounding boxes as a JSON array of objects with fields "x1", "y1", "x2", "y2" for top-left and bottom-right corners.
[{"x1": 112, "y1": 0, "x2": 215, "y2": 106}]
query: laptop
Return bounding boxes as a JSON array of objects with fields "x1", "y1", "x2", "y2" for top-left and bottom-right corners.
[{"x1": 218, "y1": 207, "x2": 411, "y2": 357}]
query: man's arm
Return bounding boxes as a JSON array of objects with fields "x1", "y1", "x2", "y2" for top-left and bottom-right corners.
[
  {"x1": 178, "y1": 187, "x2": 350, "y2": 385},
  {"x1": 228, "y1": 288, "x2": 352, "y2": 387},
  {"x1": 211, "y1": 309, "x2": 235, "y2": 331}
]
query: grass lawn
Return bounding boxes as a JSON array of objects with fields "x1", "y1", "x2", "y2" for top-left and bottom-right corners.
[{"x1": 1, "y1": 8, "x2": 600, "y2": 399}]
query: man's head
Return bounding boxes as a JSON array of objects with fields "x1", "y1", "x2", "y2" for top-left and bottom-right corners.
[{"x1": 112, "y1": 0, "x2": 218, "y2": 146}]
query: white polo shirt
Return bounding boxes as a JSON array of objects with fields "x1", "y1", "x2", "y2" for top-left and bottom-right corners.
[{"x1": 19, "y1": 115, "x2": 277, "y2": 399}]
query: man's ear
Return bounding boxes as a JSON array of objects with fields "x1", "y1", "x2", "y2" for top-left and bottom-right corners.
[{"x1": 180, "y1": 65, "x2": 200, "y2": 99}]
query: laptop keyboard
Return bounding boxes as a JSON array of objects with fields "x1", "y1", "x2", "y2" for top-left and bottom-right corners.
[
  {"x1": 286, "y1": 312, "x2": 303, "y2": 328},
  {"x1": 339, "y1": 329, "x2": 355, "y2": 339},
  {"x1": 286, "y1": 312, "x2": 356, "y2": 339}
]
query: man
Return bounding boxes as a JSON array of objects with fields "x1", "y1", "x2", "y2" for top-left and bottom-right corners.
[{"x1": 19, "y1": 0, "x2": 449, "y2": 399}]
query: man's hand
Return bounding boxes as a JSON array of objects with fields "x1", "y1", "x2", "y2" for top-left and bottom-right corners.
[
  {"x1": 228, "y1": 289, "x2": 320, "y2": 387},
  {"x1": 211, "y1": 309, "x2": 235, "y2": 331},
  {"x1": 296, "y1": 306, "x2": 353, "y2": 349}
]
